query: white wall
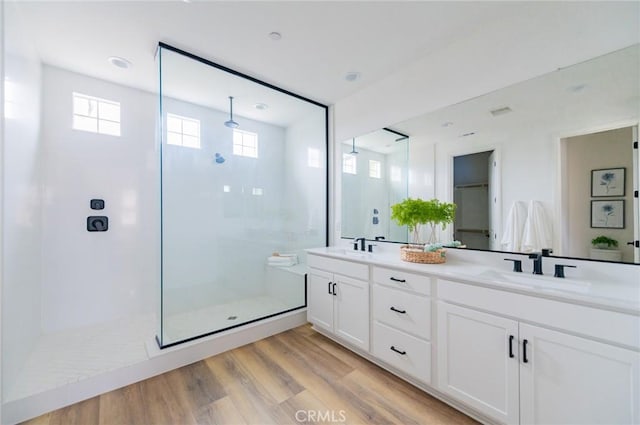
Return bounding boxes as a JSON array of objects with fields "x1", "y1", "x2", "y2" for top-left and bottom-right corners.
[
  {"x1": 40, "y1": 66, "x2": 157, "y2": 333},
  {"x1": 565, "y1": 127, "x2": 634, "y2": 262},
  {"x1": 283, "y1": 111, "x2": 327, "y2": 261},
  {"x1": 2, "y1": 1, "x2": 43, "y2": 397}
]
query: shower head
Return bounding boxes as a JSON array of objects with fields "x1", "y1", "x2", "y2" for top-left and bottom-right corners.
[
  {"x1": 350, "y1": 137, "x2": 359, "y2": 154},
  {"x1": 224, "y1": 96, "x2": 239, "y2": 128}
]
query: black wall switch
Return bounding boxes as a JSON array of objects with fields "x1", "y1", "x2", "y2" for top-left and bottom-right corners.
[
  {"x1": 90, "y1": 199, "x2": 105, "y2": 210},
  {"x1": 87, "y1": 216, "x2": 108, "y2": 232}
]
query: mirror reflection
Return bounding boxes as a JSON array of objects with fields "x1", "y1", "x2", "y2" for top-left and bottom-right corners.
[
  {"x1": 393, "y1": 44, "x2": 639, "y2": 263},
  {"x1": 341, "y1": 128, "x2": 409, "y2": 242}
]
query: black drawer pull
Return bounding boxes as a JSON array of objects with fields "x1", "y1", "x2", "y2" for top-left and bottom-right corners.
[
  {"x1": 327, "y1": 282, "x2": 332, "y2": 294},
  {"x1": 390, "y1": 277, "x2": 406, "y2": 283},
  {"x1": 390, "y1": 306, "x2": 407, "y2": 314},
  {"x1": 332, "y1": 282, "x2": 337, "y2": 296},
  {"x1": 523, "y1": 339, "x2": 529, "y2": 363},
  {"x1": 508, "y1": 335, "x2": 514, "y2": 358},
  {"x1": 390, "y1": 346, "x2": 406, "y2": 355}
]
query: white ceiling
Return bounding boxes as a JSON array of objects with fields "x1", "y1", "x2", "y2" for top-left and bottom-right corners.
[
  {"x1": 9, "y1": 1, "x2": 639, "y2": 132},
  {"x1": 392, "y1": 44, "x2": 640, "y2": 144},
  {"x1": 13, "y1": 1, "x2": 526, "y2": 106}
]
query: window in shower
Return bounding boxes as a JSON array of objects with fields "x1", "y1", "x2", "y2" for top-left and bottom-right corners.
[
  {"x1": 166, "y1": 113, "x2": 201, "y2": 148},
  {"x1": 72, "y1": 92, "x2": 121, "y2": 136},
  {"x1": 343, "y1": 153, "x2": 357, "y2": 174},
  {"x1": 233, "y1": 129, "x2": 258, "y2": 158},
  {"x1": 157, "y1": 43, "x2": 328, "y2": 348},
  {"x1": 369, "y1": 160, "x2": 381, "y2": 179}
]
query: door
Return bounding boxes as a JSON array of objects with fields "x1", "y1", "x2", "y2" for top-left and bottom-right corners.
[
  {"x1": 307, "y1": 269, "x2": 334, "y2": 332},
  {"x1": 437, "y1": 302, "x2": 519, "y2": 424},
  {"x1": 633, "y1": 125, "x2": 639, "y2": 262},
  {"x1": 488, "y1": 150, "x2": 501, "y2": 250},
  {"x1": 519, "y1": 323, "x2": 640, "y2": 425},
  {"x1": 334, "y1": 274, "x2": 370, "y2": 350}
]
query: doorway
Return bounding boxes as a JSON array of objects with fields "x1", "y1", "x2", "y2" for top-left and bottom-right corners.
[{"x1": 452, "y1": 151, "x2": 497, "y2": 250}]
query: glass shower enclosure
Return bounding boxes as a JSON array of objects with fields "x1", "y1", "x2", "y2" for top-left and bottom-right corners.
[{"x1": 156, "y1": 44, "x2": 328, "y2": 348}]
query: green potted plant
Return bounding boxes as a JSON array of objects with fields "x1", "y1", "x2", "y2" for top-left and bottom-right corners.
[
  {"x1": 591, "y1": 235, "x2": 618, "y2": 250},
  {"x1": 391, "y1": 198, "x2": 457, "y2": 245}
]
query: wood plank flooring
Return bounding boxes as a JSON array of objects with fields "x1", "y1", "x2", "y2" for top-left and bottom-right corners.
[{"x1": 22, "y1": 325, "x2": 477, "y2": 425}]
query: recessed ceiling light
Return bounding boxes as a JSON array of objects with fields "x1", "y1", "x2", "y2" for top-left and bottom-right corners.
[
  {"x1": 345, "y1": 72, "x2": 361, "y2": 82},
  {"x1": 442, "y1": 121, "x2": 454, "y2": 127},
  {"x1": 108, "y1": 56, "x2": 132, "y2": 69},
  {"x1": 269, "y1": 32, "x2": 282, "y2": 41},
  {"x1": 254, "y1": 103, "x2": 268, "y2": 110}
]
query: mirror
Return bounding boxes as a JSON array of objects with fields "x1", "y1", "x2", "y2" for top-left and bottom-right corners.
[
  {"x1": 340, "y1": 128, "x2": 409, "y2": 242},
  {"x1": 393, "y1": 44, "x2": 640, "y2": 263}
]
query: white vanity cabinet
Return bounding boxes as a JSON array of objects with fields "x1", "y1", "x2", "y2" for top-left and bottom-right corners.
[
  {"x1": 437, "y1": 302, "x2": 519, "y2": 424},
  {"x1": 371, "y1": 266, "x2": 432, "y2": 383},
  {"x1": 307, "y1": 254, "x2": 370, "y2": 351},
  {"x1": 437, "y1": 279, "x2": 640, "y2": 425}
]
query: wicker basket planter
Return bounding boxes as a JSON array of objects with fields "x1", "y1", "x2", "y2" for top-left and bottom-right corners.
[{"x1": 400, "y1": 245, "x2": 446, "y2": 264}]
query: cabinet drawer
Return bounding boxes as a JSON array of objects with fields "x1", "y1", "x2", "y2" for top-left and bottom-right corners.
[
  {"x1": 373, "y1": 284, "x2": 431, "y2": 340},
  {"x1": 307, "y1": 254, "x2": 369, "y2": 281},
  {"x1": 373, "y1": 321, "x2": 431, "y2": 383},
  {"x1": 373, "y1": 267, "x2": 431, "y2": 295}
]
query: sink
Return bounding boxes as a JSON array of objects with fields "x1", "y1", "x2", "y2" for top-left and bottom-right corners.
[
  {"x1": 325, "y1": 247, "x2": 371, "y2": 259},
  {"x1": 478, "y1": 269, "x2": 591, "y2": 293}
]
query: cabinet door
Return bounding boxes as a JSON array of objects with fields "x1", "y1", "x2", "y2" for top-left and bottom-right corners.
[
  {"x1": 334, "y1": 274, "x2": 370, "y2": 351},
  {"x1": 437, "y1": 302, "x2": 519, "y2": 424},
  {"x1": 520, "y1": 323, "x2": 640, "y2": 425},
  {"x1": 307, "y1": 269, "x2": 334, "y2": 332}
]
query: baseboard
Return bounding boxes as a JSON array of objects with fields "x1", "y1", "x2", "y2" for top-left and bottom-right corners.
[{"x1": 2, "y1": 310, "x2": 307, "y2": 425}]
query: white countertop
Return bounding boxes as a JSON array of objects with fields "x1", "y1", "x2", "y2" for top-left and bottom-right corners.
[{"x1": 306, "y1": 246, "x2": 640, "y2": 315}]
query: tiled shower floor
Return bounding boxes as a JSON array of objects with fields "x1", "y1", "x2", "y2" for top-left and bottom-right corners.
[
  {"x1": 162, "y1": 295, "x2": 291, "y2": 345},
  {"x1": 6, "y1": 294, "x2": 296, "y2": 402}
]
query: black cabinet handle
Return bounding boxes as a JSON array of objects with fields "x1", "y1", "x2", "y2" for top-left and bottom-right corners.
[
  {"x1": 508, "y1": 335, "x2": 514, "y2": 358},
  {"x1": 390, "y1": 277, "x2": 406, "y2": 283},
  {"x1": 332, "y1": 282, "x2": 337, "y2": 296},
  {"x1": 390, "y1": 346, "x2": 406, "y2": 355},
  {"x1": 523, "y1": 339, "x2": 529, "y2": 363},
  {"x1": 390, "y1": 306, "x2": 407, "y2": 314},
  {"x1": 327, "y1": 282, "x2": 332, "y2": 294}
]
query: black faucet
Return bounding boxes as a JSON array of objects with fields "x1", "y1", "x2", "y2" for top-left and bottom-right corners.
[
  {"x1": 354, "y1": 237, "x2": 366, "y2": 251},
  {"x1": 375, "y1": 236, "x2": 386, "y2": 241},
  {"x1": 529, "y1": 253, "x2": 543, "y2": 275}
]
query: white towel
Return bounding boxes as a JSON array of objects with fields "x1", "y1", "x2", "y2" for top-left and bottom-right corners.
[
  {"x1": 501, "y1": 201, "x2": 527, "y2": 252},
  {"x1": 267, "y1": 254, "x2": 298, "y2": 267},
  {"x1": 522, "y1": 201, "x2": 553, "y2": 253}
]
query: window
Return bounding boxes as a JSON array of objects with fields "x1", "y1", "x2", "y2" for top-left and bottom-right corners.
[
  {"x1": 369, "y1": 160, "x2": 381, "y2": 179},
  {"x1": 391, "y1": 166, "x2": 401, "y2": 182},
  {"x1": 343, "y1": 153, "x2": 357, "y2": 174},
  {"x1": 308, "y1": 148, "x2": 321, "y2": 168},
  {"x1": 166, "y1": 113, "x2": 201, "y2": 149},
  {"x1": 4, "y1": 79, "x2": 17, "y2": 120},
  {"x1": 72, "y1": 92, "x2": 121, "y2": 136},
  {"x1": 233, "y1": 129, "x2": 258, "y2": 158}
]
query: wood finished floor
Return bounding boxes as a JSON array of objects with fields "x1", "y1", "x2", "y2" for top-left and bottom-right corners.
[{"x1": 22, "y1": 325, "x2": 476, "y2": 425}]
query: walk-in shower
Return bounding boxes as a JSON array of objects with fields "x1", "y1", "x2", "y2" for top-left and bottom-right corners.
[{"x1": 156, "y1": 44, "x2": 328, "y2": 348}]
